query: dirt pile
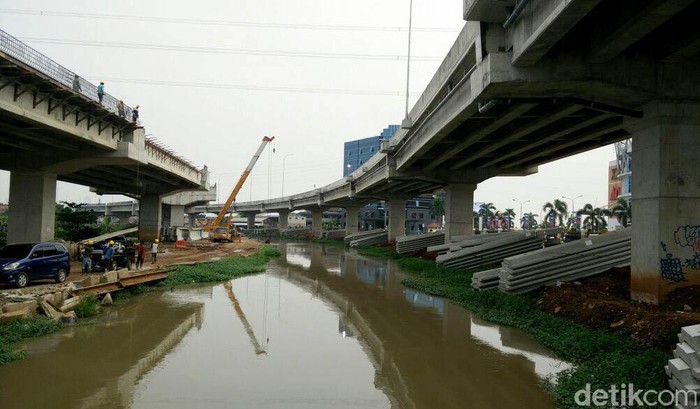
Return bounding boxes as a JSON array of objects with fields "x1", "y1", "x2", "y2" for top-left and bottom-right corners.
[{"x1": 537, "y1": 267, "x2": 700, "y2": 350}]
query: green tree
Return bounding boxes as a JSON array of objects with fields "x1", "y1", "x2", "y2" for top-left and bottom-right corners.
[
  {"x1": 55, "y1": 202, "x2": 100, "y2": 242},
  {"x1": 0, "y1": 212, "x2": 7, "y2": 247},
  {"x1": 428, "y1": 195, "x2": 445, "y2": 229},
  {"x1": 579, "y1": 203, "x2": 612, "y2": 232},
  {"x1": 542, "y1": 199, "x2": 568, "y2": 228},
  {"x1": 478, "y1": 202, "x2": 496, "y2": 231},
  {"x1": 523, "y1": 212, "x2": 539, "y2": 230},
  {"x1": 503, "y1": 208, "x2": 516, "y2": 230},
  {"x1": 611, "y1": 197, "x2": 631, "y2": 227}
]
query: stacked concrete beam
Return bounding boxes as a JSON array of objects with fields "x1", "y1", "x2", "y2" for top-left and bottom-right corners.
[
  {"x1": 320, "y1": 230, "x2": 346, "y2": 240},
  {"x1": 345, "y1": 230, "x2": 389, "y2": 247},
  {"x1": 436, "y1": 230, "x2": 549, "y2": 271},
  {"x1": 396, "y1": 232, "x2": 445, "y2": 254},
  {"x1": 667, "y1": 325, "x2": 700, "y2": 408},
  {"x1": 471, "y1": 267, "x2": 503, "y2": 291},
  {"x1": 428, "y1": 231, "x2": 520, "y2": 255},
  {"x1": 281, "y1": 228, "x2": 311, "y2": 238},
  {"x1": 499, "y1": 229, "x2": 631, "y2": 294}
]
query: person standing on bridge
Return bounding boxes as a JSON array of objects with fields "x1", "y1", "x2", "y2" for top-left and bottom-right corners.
[
  {"x1": 97, "y1": 81, "x2": 105, "y2": 104},
  {"x1": 72, "y1": 74, "x2": 82, "y2": 93},
  {"x1": 132, "y1": 104, "x2": 140, "y2": 124},
  {"x1": 150, "y1": 239, "x2": 159, "y2": 264},
  {"x1": 117, "y1": 100, "x2": 125, "y2": 118}
]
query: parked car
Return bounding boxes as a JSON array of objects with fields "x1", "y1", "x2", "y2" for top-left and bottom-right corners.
[
  {"x1": 0, "y1": 242, "x2": 71, "y2": 288},
  {"x1": 90, "y1": 240, "x2": 135, "y2": 272}
]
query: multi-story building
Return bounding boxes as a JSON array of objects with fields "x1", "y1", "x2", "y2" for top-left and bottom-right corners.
[{"x1": 343, "y1": 125, "x2": 399, "y2": 176}]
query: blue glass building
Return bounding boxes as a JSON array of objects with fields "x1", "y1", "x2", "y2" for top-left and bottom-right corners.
[{"x1": 343, "y1": 125, "x2": 399, "y2": 176}]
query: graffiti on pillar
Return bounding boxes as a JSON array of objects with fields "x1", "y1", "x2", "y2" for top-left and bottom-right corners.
[
  {"x1": 660, "y1": 242, "x2": 686, "y2": 282},
  {"x1": 670, "y1": 225, "x2": 700, "y2": 272}
]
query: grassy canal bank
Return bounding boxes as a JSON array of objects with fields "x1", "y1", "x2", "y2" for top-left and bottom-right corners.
[
  {"x1": 0, "y1": 245, "x2": 281, "y2": 367},
  {"x1": 354, "y1": 246, "x2": 669, "y2": 409}
]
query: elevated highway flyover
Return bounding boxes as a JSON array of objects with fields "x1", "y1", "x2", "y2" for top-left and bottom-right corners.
[
  {"x1": 0, "y1": 29, "x2": 208, "y2": 243},
  {"x1": 229, "y1": 0, "x2": 700, "y2": 304}
]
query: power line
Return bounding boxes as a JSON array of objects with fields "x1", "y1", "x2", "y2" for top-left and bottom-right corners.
[
  {"x1": 0, "y1": 8, "x2": 461, "y2": 33},
  {"x1": 89, "y1": 76, "x2": 423, "y2": 97},
  {"x1": 20, "y1": 37, "x2": 443, "y2": 62}
]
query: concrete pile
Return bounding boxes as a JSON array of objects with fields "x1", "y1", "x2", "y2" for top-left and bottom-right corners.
[
  {"x1": 667, "y1": 324, "x2": 700, "y2": 408},
  {"x1": 436, "y1": 230, "x2": 551, "y2": 271},
  {"x1": 428, "y1": 231, "x2": 519, "y2": 255},
  {"x1": 498, "y1": 228, "x2": 631, "y2": 294},
  {"x1": 471, "y1": 267, "x2": 503, "y2": 290},
  {"x1": 344, "y1": 230, "x2": 388, "y2": 247},
  {"x1": 396, "y1": 232, "x2": 445, "y2": 254},
  {"x1": 320, "y1": 230, "x2": 346, "y2": 240}
]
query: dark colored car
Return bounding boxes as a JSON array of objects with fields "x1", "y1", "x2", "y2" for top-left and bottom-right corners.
[
  {"x1": 90, "y1": 241, "x2": 135, "y2": 272},
  {"x1": 0, "y1": 242, "x2": 71, "y2": 288}
]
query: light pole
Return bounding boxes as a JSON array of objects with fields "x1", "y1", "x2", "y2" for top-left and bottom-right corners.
[
  {"x1": 404, "y1": 0, "x2": 414, "y2": 117},
  {"x1": 281, "y1": 154, "x2": 293, "y2": 197},
  {"x1": 562, "y1": 195, "x2": 582, "y2": 216},
  {"x1": 512, "y1": 198, "x2": 530, "y2": 229}
]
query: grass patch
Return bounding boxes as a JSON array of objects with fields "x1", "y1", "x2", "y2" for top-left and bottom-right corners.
[
  {"x1": 364, "y1": 248, "x2": 669, "y2": 409},
  {"x1": 74, "y1": 294, "x2": 99, "y2": 318},
  {"x1": 159, "y1": 245, "x2": 281, "y2": 286},
  {"x1": 0, "y1": 316, "x2": 62, "y2": 365}
]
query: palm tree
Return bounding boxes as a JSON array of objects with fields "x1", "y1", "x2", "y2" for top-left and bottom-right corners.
[
  {"x1": 542, "y1": 199, "x2": 568, "y2": 228},
  {"x1": 428, "y1": 195, "x2": 445, "y2": 229},
  {"x1": 478, "y1": 202, "x2": 496, "y2": 231},
  {"x1": 611, "y1": 197, "x2": 631, "y2": 227},
  {"x1": 504, "y1": 208, "x2": 516, "y2": 230},
  {"x1": 522, "y1": 212, "x2": 538, "y2": 230},
  {"x1": 580, "y1": 204, "x2": 612, "y2": 232}
]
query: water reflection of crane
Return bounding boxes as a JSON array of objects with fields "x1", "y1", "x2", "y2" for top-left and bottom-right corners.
[{"x1": 224, "y1": 281, "x2": 267, "y2": 355}]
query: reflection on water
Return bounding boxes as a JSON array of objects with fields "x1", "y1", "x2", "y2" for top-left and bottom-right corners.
[{"x1": 0, "y1": 242, "x2": 567, "y2": 409}]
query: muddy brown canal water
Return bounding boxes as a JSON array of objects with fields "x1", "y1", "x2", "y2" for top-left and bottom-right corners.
[{"x1": 0, "y1": 242, "x2": 570, "y2": 408}]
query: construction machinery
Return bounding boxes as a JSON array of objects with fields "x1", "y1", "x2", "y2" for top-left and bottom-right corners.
[{"x1": 206, "y1": 136, "x2": 275, "y2": 242}]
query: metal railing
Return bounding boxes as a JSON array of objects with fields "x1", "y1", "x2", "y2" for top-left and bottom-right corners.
[{"x1": 0, "y1": 28, "x2": 134, "y2": 120}]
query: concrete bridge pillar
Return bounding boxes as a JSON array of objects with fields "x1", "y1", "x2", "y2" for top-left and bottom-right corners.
[
  {"x1": 246, "y1": 213, "x2": 257, "y2": 229},
  {"x1": 345, "y1": 206, "x2": 360, "y2": 235},
  {"x1": 139, "y1": 194, "x2": 162, "y2": 242},
  {"x1": 170, "y1": 205, "x2": 185, "y2": 227},
  {"x1": 278, "y1": 210, "x2": 289, "y2": 229},
  {"x1": 311, "y1": 210, "x2": 323, "y2": 235},
  {"x1": 630, "y1": 101, "x2": 700, "y2": 304},
  {"x1": 7, "y1": 170, "x2": 57, "y2": 243},
  {"x1": 388, "y1": 199, "x2": 406, "y2": 242},
  {"x1": 444, "y1": 183, "x2": 476, "y2": 241}
]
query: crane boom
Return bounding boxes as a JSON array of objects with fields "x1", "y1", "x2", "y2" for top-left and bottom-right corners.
[{"x1": 208, "y1": 136, "x2": 275, "y2": 232}]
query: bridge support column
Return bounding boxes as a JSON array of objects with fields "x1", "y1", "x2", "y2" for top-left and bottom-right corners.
[
  {"x1": 444, "y1": 183, "x2": 476, "y2": 241},
  {"x1": 7, "y1": 171, "x2": 57, "y2": 243},
  {"x1": 139, "y1": 194, "x2": 162, "y2": 243},
  {"x1": 630, "y1": 101, "x2": 700, "y2": 304},
  {"x1": 311, "y1": 210, "x2": 323, "y2": 236},
  {"x1": 246, "y1": 213, "x2": 257, "y2": 229},
  {"x1": 169, "y1": 205, "x2": 185, "y2": 227},
  {"x1": 388, "y1": 199, "x2": 406, "y2": 242},
  {"x1": 278, "y1": 210, "x2": 289, "y2": 229},
  {"x1": 345, "y1": 206, "x2": 360, "y2": 235}
]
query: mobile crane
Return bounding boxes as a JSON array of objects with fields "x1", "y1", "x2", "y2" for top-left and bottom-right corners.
[{"x1": 206, "y1": 136, "x2": 275, "y2": 242}]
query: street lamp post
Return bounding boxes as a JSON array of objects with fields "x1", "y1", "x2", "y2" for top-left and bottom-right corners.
[
  {"x1": 512, "y1": 198, "x2": 530, "y2": 229},
  {"x1": 562, "y1": 195, "x2": 583, "y2": 216},
  {"x1": 281, "y1": 154, "x2": 293, "y2": 197}
]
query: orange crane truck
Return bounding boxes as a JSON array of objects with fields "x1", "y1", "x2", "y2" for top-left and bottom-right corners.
[{"x1": 206, "y1": 136, "x2": 275, "y2": 242}]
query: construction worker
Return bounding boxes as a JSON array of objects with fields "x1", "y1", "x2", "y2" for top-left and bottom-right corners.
[
  {"x1": 117, "y1": 100, "x2": 125, "y2": 118},
  {"x1": 134, "y1": 241, "x2": 146, "y2": 269},
  {"x1": 103, "y1": 240, "x2": 115, "y2": 270},
  {"x1": 80, "y1": 240, "x2": 93, "y2": 273},
  {"x1": 150, "y1": 239, "x2": 159, "y2": 264},
  {"x1": 132, "y1": 104, "x2": 140, "y2": 123},
  {"x1": 97, "y1": 81, "x2": 105, "y2": 104}
]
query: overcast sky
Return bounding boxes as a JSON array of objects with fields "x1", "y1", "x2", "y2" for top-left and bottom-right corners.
[{"x1": 0, "y1": 0, "x2": 615, "y2": 218}]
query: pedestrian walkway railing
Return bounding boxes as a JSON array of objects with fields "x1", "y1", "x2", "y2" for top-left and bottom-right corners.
[{"x1": 0, "y1": 28, "x2": 135, "y2": 121}]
